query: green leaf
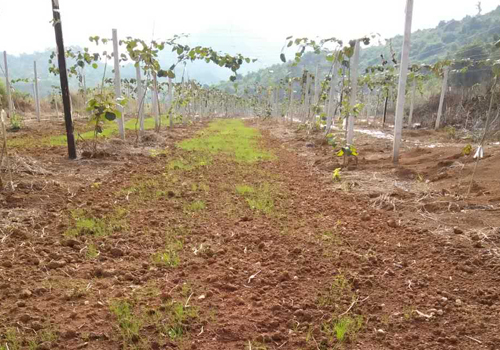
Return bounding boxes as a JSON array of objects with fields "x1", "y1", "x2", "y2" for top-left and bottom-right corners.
[
  {"x1": 166, "y1": 70, "x2": 176, "y2": 79},
  {"x1": 104, "y1": 112, "x2": 116, "y2": 121},
  {"x1": 229, "y1": 75, "x2": 237, "y2": 82},
  {"x1": 280, "y1": 53, "x2": 286, "y2": 63},
  {"x1": 92, "y1": 63, "x2": 98, "y2": 69}
]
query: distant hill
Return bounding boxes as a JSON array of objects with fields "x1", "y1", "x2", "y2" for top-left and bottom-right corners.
[{"x1": 218, "y1": 6, "x2": 500, "y2": 93}]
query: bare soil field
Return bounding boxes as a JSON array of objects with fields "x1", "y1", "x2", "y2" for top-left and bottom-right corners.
[{"x1": 0, "y1": 118, "x2": 499, "y2": 350}]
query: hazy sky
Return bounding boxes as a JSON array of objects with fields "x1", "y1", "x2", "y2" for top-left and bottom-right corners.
[{"x1": 1, "y1": 0, "x2": 498, "y2": 66}]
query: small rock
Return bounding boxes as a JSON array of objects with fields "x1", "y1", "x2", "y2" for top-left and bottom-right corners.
[
  {"x1": 271, "y1": 332, "x2": 285, "y2": 341},
  {"x1": 293, "y1": 309, "x2": 312, "y2": 322},
  {"x1": 63, "y1": 330, "x2": 78, "y2": 339},
  {"x1": 31, "y1": 321, "x2": 43, "y2": 331},
  {"x1": 2, "y1": 261, "x2": 13, "y2": 268},
  {"x1": 38, "y1": 342, "x2": 52, "y2": 350},
  {"x1": 453, "y1": 227, "x2": 464, "y2": 235},
  {"x1": 110, "y1": 248, "x2": 124, "y2": 258},
  {"x1": 279, "y1": 271, "x2": 291, "y2": 282},
  {"x1": 223, "y1": 283, "x2": 238, "y2": 292},
  {"x1": 437, "y1": 310, "x2": 444, "y2": 316},
  {"x1": 62, "y1": 239, "x2": 80, "y2": 248},
  {"x1": 455, "y1": 299, "x2": 462, "y2": 306},
  {"x1": 20, "y1": 289, "x2": 32, "y2": 299},
  {"x1": 34, "y1": 287, "x2": 48, "y2": 295},
  {"x1": 387, "y1": 219, "x2": 398, "y2": 228},
  {"x1": 19, "y1": 314, "x2": 32, "y2": 323},
  {"x1": 17, "y1": 301, "x2": 26, "y2": 307},
  {"x1": 47, "y1": 260, "x2": 66, "y2": 269}
]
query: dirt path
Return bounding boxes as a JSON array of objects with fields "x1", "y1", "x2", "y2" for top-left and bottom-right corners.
[{"x1": 1, "y1": 119, "x2": 499, "y2": 350}]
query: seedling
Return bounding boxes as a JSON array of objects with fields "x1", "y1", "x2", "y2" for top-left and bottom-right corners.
[
  {"x1": 318, "y1": 273, "x2": 353, "y2": 308},
  {"x1": 337, "y1": 145, "x2": 358, "y2": 166},
  {"x1": 110, "y1": 300, "x2": 143, "y2": 344},
  {"x1": 332, "y1": 168, "x2": 342, "y2": 182},
  {"x1": 152, "y1": 238, "x2": 183, "y2": 267}
]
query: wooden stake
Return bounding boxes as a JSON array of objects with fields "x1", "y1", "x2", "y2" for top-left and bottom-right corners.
[
  {"x1": 168, "y1": 77, "x2": 173, "y2": 127},
  {"x1": 34, "y1": 61, "x2": 41, "y2": 122},
  {"x1": 304, "y1": 73, "x2": 312, "y2": 124},
  {"x1": 51, "y1": 0, "x2": 77, "y2": 159},
  {"x1": 314, "y1": 65, "x2": 320, "y2": 105},
  {"x1": 435, "y1": 67, "x2": 449, "y2": 130},
  {"x1": 0, "y1": 110, "x2": 14, "y2": 191},
  {"x1": 135, "y1": 63, "x2": 145, "y2": 134},
  {"x1": 112, "y1": 29, "x2": 125, "y2": 139},
  {"x1": 3, "y1": 52, "x2": 13, "y2": 119},
  {"x1": 346, "y1": 40, "x2": 360, "y2": 145},
  {"x1": 393, "y1": 0, "x2": 414, "y2": 163},
  {"x1": 408, "y1": 78, "x2": 416, "y2": 128}
]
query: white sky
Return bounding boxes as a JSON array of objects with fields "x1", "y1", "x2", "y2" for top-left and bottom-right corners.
[{"x1": 1, "y1": 0, "x2": 498, "y2": 64}]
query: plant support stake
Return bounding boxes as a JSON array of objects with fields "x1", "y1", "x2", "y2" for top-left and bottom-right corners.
[
  {"x1": 112, "y1": 29, "x2": 125, "y2": 139},
  {"x1": 346, "y1": 40, "x2": 360, "y2": 145},
  {"x1": 393, "y1": 0, "x2": 414, "y2": 163},
  {"x1": 135, "y1": 63, "x2": 145, "y2": 134},
  {"x1": 51, "y1": 0, "x2": 77, "y2": 159},
  {"x1": 34, "y1": 61, "x2": 41, "y2": 122},
  {"x1": 408, "y1": 78, "x2": 416, "y2": 128},
  {"x1": 435, "y1": 66, "x2": 449, "y2": 130},
  {"x1": 3, "y1": 52, "x2": 14, "y2": 119}
]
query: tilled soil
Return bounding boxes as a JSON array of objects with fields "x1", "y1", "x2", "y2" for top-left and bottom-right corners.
[{"x1": 1, "y1": 119, "x2": 499, "y2": 350}]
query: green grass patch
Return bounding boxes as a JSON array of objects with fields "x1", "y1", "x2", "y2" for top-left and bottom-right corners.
[
  {"x1": 0, "y1": 327, "x2": 59, "y2": 350},
  {"x1": 152, "y1": 236, "x2": 183, "y2": 268},
  {"x1": 235, "y1": 184, "x2": 255, "y2": 195},
  {"x1": 109, "y1": 297, "x2": 199, "y2": 348},
  {"x1": 184, "y1": 200, "x2": 206, "y2": 213},
  {"x1": 317, "y1": 273, "x2": 353, "y2": 308},
  {"x1": 236, "y1": 183, "x2": 275, "y2": 215},
  {"x1": 64, "y1": 207, "x2": 128, "y2": 238},
  {"x1": 121, "y1": 177, "x2": 169, "y2": 202},
  {"x1": 178, "y1": 119, "x2": 273, "y2": 163},
  {"x1": 167, "y1": 154, "x2": 212, "y2": 172},
  {"x1": 86, "y1": 242, "x2": 100, "y2": 259},
  {"x1": 322, "y1": 315, "x2": 363, "y2": 345},
  {"x1": 110, "y1": 300, "x2": 143, "y2": 345}
]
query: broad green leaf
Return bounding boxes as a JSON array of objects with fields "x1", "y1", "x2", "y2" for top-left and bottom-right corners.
[{"x1": 105, "y1": 112, "x2": 116, "y2": 121}]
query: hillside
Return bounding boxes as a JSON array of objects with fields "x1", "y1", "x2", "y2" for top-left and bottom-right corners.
[{"x1": 219, "y1": 6, "x2": 500, "y2": 93}]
